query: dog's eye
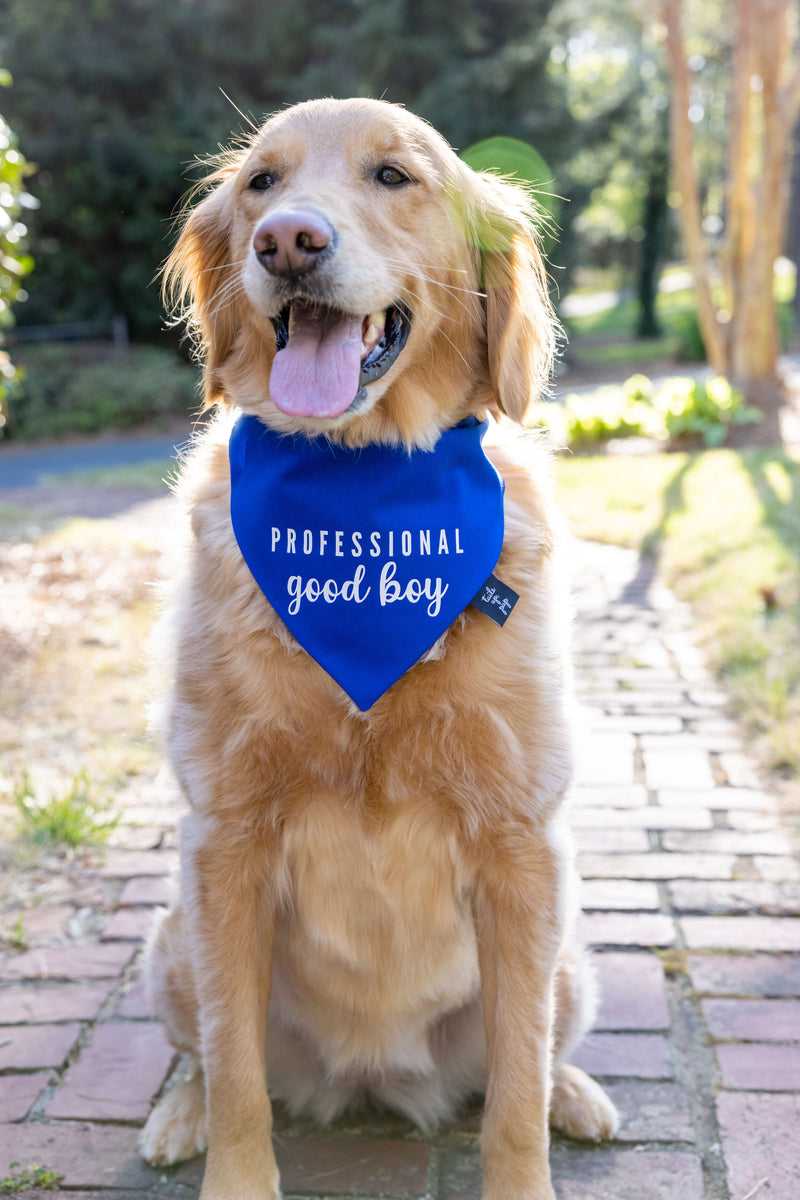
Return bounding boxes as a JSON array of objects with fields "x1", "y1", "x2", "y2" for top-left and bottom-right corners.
[
  {"x1": 249, "y1": 172, "x2": 276, "y2": 192},
  {"x1": 375, "y1": 165, "x2": 410, "y2": 187}
]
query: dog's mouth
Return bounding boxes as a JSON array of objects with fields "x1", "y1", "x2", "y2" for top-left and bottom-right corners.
[{"x1": 269, "y1": 301, "x2": 411, "y2": 420}]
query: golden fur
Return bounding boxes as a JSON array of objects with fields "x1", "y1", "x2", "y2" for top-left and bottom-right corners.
[{"x1": 140, "y1": 97, "x2": 618, "y2": 1200}]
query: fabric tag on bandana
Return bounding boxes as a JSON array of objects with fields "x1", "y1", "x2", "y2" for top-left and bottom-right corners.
[
  {"x1": 470, "y1": 573, "x2": 519, "y2": 626},
  {"x1": 229, "y1": 414, "x2": 505, "y2": 710}
]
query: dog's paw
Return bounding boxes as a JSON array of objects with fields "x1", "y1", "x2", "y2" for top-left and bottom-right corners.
[
  {"x1": 550, "y1": 1063, "x2": 619, "y2": 1142},
  {"x1": 140, "y1": 1075, "x2": 207, "y2": 1166}
]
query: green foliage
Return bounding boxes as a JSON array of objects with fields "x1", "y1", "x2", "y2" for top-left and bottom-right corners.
[
  {"x1": 0, "y1": 913, "x2": 28, "y2": 950},
  {"x1": 0, "y1": 1164, "x2": 62, "y2": 1193},
  {"x1": 14, "y1": 768, "x2": 119, "y2": 849},
  {"x1": 536, "y1": 372, "x2": 762, "y2": 448},
  {"x1": 658, "y1": 375, "x2": 761, "y2": 447},
  {"x1": 7, "y1": 343, "x2": 198, "y2": 439},
  {"x1": 0, "y1": 91, "x2": 36, "y2": 431},
  {"x1": 2, "y1": 0, "x2": 568, "y2": 338}
]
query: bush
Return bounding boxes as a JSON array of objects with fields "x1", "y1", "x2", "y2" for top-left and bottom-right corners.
[
  {"x1": 6, "y1": 342, "x2": 199, "y2": 439},
  {"x1": 534, "y1": 373, "x2": 762, "y2": 449}
]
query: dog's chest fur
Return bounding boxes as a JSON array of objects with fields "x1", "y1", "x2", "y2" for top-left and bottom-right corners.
[{"x1": 168, "y1": 421, "x2": 570, "y2": 1072}]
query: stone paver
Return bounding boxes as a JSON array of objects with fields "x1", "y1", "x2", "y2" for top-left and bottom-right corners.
[
  {"x1": 716, "y1": 1092, "x2": 800, "y2": 1199},
  {"x1": 45, "y1": 1022, "x2": 175, "y2": 1121},
  {"x1": 2, "y1": 534, "x2": 797, "y2": 1198}
]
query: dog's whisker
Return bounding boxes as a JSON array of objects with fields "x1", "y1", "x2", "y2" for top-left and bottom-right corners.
[{"x1": 197, "y1": 258, "x2": 250, "y2": 276}]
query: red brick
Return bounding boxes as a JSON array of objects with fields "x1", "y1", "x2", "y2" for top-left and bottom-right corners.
[
  {"x1": 574, "y1": 747, "x2": 636, "y2": 788},
  {"x1": 115, "y1": 975, "x2": 153, "y2": 1019},
  {"x1": 756, "y1": 856, "x2": 800, "y2": 882},
  {"x1": 0, "y1": 1023, "x2": 80, "y2": 1069},
  {"x1": 659, "y1": 787, "x2": 775, "y2": 810},
  {"x1": 717, "y1": 1092, "x2": 800, "y2": 1200},
  {"x1": 719, "y1": 752, "x2": 762, "y2": 788},
  {"x1": 591, "y1": 715, "x2": 684, "y2": 734},
  {"x1": 681, "y1": 916, "x2": 800, "y2": 951},
  {"x1": 45, "y1": 1021, "x2": 175, "y2": 1121},
  {"x1": 688, "y1": 953, "x2": 800, "y2": 997},
  {"x1": 570, "y1": 1032, "x2": 673, "y2": 1079},
  {"x1": 275, "y1": 1137, "x2": 431, "y2": 1197},
  {"x1": 552, "y1": 1148, "x2": 704, "y2": 1199},
  {"x1": 728, "y1": 808, "x2": 785, "y2": 832},
  {"x1": 578, "y1": 852, "x2": 736, "y2": 880},
  {"x1": 669, "y1": 880, "x2": 800, "y2": 915},
  {"x1": 102, "y1": 908, "x2": 160, "y2": 942},
  {"x1": 573, "y1": 805, "x2": 712, "y2": 830},
  {"x1": 572, "y1": 785, "x2": 647, "y2": 808},
  {"x1": 644, "y1": 749, "x2": 715, "y2": 791},
  {"x1": 604, "y1": 1081, "x2": 693, "y2": 1142},
  {"x1": 0, "y1": 983, "x2": 111, "y2": 1023},
  {"x1": 118, "y1": 876, "x2": 173, "y2": 906},
  {"x1": 716, "y1": 1042, "x2": 800, "y2": 1089},
  {"x1": 15, "y1": 905, "x2": 74, "y2": 938},
  {"x1": 573, "y1": 828, "x2": 650, "y2": 853},
  {"x1": 702, "y1": 997, "x2": 800, "y2": 1041},
  {"x1": 0, "y1": 1122, "x2": 159, "y2": 1189},
  {"x1": 662, "y1": 828, "x2": 795, "y2": 855},
  {"x1": 0, "y1": 943, "x2": 135, "y2": 981},
  {"x1": 593, "y1": 953, "x2": 670, "y2": 1031},
  {"x1": 579, "y1": 912, "x2": 675, "y2": 948},
  {"x1": 96, "y1": 850, "x2": 177, "y2": 878},
  {"x1": 0, "y1": 1072, "x2": 50, "y2": 1121},
  {"x1": 440, "y1": 1145, "x2": 703, "y2": 1200},
  {"x1": 581, "y1": 879, "x2": 661, "y2": 911}
]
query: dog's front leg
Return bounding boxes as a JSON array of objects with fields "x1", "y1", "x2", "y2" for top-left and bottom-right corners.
[
  {"x1": 184, "y1": 817, "x2": 280, "y2": 1200},
  {"x1": 473, "y1": 822, "x2": 567, "y2": 1200}
]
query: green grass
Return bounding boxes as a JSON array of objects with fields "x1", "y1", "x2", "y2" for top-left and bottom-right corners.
[
  {"x1": 14, "y1": 768, "x2": 120, "y2": 849},
  {"x1": 0, "y1": 1165, "x2": 62, "y2": 1193},
  {"x1": 557, "y1": 448, "x2": 800, "y2": 778},
  {"x1": 45, "y1": 459, "x2": 176, "y2": 491}
]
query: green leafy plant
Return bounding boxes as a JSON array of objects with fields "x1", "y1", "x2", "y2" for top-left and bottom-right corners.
[
  {"x1": 0, "y1": 913, "x2": 28, "y2": 949},
  {"x1": 0, "y1": 1163, "x2": 62, "y2": 1193},
  {"x1": 8, "y1": 343, "x2": 198, "y2": 440},
  {"x1": 535, "y1": 373, "x2": 761, "y2": 448},
  {"x1": 14, "y1": 768, "x2": 119, "y2": 849},
  {"x1": 655, "y1": 374, "x2": 762, "y2": 447},
  {"x1": 0, "y1": 90, "x2": 36, "y2": 435}
]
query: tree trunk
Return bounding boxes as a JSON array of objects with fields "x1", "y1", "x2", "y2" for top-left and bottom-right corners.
[
  {"x1": 661, "y1": 0, "x2": 728, "y2": 373},
  {"x1": 636, "y1": 134, "x2": 669, "y2": 339},
  {"x1": 728, "y1": 0, "x2": 795, "y2": 382}
]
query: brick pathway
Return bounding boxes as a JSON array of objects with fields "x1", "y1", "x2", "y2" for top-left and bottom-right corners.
[{"x1": 1, "y1": 537, "x2": 798, "y2": 1199}]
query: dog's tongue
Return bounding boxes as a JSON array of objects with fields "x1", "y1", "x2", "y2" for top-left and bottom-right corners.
[{"x1": 270, "y1": 302, "x2": 362, "y2": 419}]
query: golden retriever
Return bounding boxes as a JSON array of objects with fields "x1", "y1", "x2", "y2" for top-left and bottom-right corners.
[{"x1": 139, "y1": 97, "x2": 618, "y2": 1200}]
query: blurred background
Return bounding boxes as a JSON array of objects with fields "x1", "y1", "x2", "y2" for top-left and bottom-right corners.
[{"x1": 1, "y1": 0, "x2": 798, "y2": 443}]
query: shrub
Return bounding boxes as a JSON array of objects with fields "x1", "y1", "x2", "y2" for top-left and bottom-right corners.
[
  {"x1": 655, "y1": 374, "x2": 761, "y2": 447},
  {"x1": 6, "y1": 342, "x2": 199, "y2": 439},
  {"x1": 534, "y1": 373, "x2": 762, "y2": 449}
]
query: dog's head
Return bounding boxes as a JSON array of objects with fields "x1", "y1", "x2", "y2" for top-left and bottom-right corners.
[{"x1": 166, "y1": 98, "x2": 556, "y2": 448}]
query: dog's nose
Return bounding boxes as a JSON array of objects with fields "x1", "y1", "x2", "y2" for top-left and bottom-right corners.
[{"x1": 253, "y1": 209, "x2": 334, "y2": 277}]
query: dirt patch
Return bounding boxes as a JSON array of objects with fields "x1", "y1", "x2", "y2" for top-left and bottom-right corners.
[{"x1": 0, "y1": 488, "x2": 183, "y2": 932}]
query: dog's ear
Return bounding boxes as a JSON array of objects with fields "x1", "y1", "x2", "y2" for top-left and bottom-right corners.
[
  {"x1": 454, "y1": 167, "x2": 557, "y2": 424},
  {"x1": 162, "y1": 171, "x2": 239, "y2": 409}
]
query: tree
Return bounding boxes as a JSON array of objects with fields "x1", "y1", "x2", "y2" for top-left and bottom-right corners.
[
  {"x1": 1, "y1": 0, "x2": 570, "y2": 339},
  {"x1": 0, "y1": 73, "x2": 35, "y2": 434},
  {"x1": 661, "y1": 0, "x2": 800, "y2": 390}
]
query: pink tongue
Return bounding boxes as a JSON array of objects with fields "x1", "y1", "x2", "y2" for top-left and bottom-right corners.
[{"x1": 270, "y1": 303, "x2": 363, "y2": 419}]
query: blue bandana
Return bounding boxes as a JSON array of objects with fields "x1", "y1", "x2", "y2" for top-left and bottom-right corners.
[{"x1": 229, "y1": 414, "x2": 505, "y2": 710}]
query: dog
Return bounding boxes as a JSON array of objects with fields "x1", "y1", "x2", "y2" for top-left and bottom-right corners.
[{"x1": 139, "y1": 97, "x2": 618, "y2": 1200}]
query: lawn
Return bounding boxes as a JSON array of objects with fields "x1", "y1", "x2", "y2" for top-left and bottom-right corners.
[{"x1": 556, "y1": 447, "x2": 800, "y2": 784}]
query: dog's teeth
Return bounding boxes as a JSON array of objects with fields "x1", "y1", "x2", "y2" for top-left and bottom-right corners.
[{"x1": 361, "y1": 310, "x2": 387, "y2": 358}]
